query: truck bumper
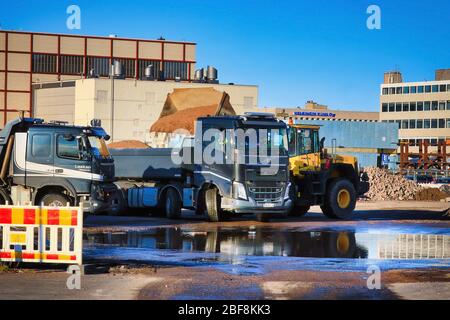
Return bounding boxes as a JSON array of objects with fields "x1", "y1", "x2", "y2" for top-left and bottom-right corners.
[
  {"x1": 221, "y1": 197, "x2": 293, "y2": 215},
  {"x1": 83, "y1": 183, "x2": 124, "y2": 215}
]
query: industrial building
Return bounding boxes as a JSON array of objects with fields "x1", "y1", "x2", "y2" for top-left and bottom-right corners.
[
  {"x1": 264, "y1": 101, "x2": 380, "y2": 123},
  {"x1": 34, "y1": 79, "x2": 258, "y2": 143},
  {"x1": 380, "y1": 69, "x2": 450, "y2": 152},
  {"x1": 0, "y1": 30, "x2": 259, "y2": 142},
  {"x1": 0, "y1": 30, "x2": 197, "y2": 126}
]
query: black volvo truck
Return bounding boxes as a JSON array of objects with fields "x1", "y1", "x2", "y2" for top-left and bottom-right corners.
[{"x1": 111, "y1": 113, "x2": 293, "y2": 221}]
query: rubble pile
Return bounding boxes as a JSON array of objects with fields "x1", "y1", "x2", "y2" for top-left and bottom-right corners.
[
  {"x1": 108, "y1": 140, "x2": 150, "y2": 149},
  {"x1": 415, "y1": 188, "x2": 448, "y2": 201},
  {"x1": 363, "y1": 167, "x2": 422, "y2": 201}
]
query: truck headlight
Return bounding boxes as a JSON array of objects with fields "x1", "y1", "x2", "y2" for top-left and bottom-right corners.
[
  {"x1": 233, "y1": 182, "x2": 248, "y2": 200},
  {"x1": 284, "y1": 183, "x2": 292, "y2": 200}
]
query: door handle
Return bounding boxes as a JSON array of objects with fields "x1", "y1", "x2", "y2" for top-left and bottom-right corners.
[{"x1": 55, "y1": 169, "x2": 64, "y2": 174}]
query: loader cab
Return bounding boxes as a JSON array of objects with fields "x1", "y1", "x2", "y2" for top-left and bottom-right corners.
[{"x1": 288, "y1": 124, "x2": 322, "y2": 173}]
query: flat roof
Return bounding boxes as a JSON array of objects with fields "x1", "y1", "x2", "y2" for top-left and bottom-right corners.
[{"x1": 0, "y1": 29, "x2": 196, "y2": 45}]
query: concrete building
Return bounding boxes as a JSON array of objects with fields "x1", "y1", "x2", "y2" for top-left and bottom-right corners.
[
  {"x1": 33, "y1": 79, "x2": 258, "y2": 143},
  {"x1": 380, "y1": 69, "x2": 450, "y2": 152},
  {"x1": 0, "y1": 30, "x2": 196, "y2": 126},
  {"x1": 264, "y1": 100, "x2": 379, "y2": 123}
]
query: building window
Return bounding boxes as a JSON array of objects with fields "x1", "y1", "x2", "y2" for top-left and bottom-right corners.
[
  {"x1": 448, "y1": 101, "x2": 450, "y2": 111},
  {"x1": 417, "y1": 86, "x2": 424, "y2": 93},
  {"x1": 424, "y1": 119, "x2": 430, "y2": 128},
  {"x1": 431, "y1": 101, "x2": 438, "y2": 111},
  {"x1": 410, "y1": 102, "x2": 417, "y2": 111},
  {"x1": 163, "y1": 62, "x2": 188, "y2": 80},
  {"x1": 396, "y1": 87, "x2": 402, "y2": 94},
  {"x1": 439, "y1": 119, "x2": 445, "y2": 128},
  {"x1": 86, "y1": 57, "x2": 110, "y2": 77},
  {"x1": 395, "y1": 103, "x2": 402, "y2": 112},
  {"x1": 401, "y1": 120, "x2": 409, "y2": 129},
  {"x1": 416, "y1": 119, "x2": 423, "y2": 129},
  {"x1": 402, "y1": 103, "x2": 409, "y2": 112},
  {"x1": 410, "y1": 86, "x2": 417, "y2": 94},
  {"x1": 425, "y1": 85, "x2": 431, "y2": 93},
  {"x1": 440, "y1": 84, "x2": 447, "y2": 92},
  {"x1": 60, "y1": 55, "x2": 84, "y2": 75},
  {"x1": 439, "y1": 101, "x2": 446, "y2": 110},
  {"x1": 138, "y1": 60, "x2": 161, "y2": 79},
  {"x1": 382, "y1": 103, "x2": 388, "y2": 112},
  {"x1": 424, "y1": 101, "x2": 430, "y2": 111},
  {"x1": 409, "y1": 119, "x2": 416, "y2": 129},
  {"x1": 447, "y1": 118, "x2": 450, "y2": 128},
  {"x1": 114, "y1": 58, "x2": 136, "y2": 78},
  {"x1": 403, "y1": 87, "x2": 409, "y2": 94},
  {"x1": 389, "y1": 103, "x2": 395, "y2": 112},
  {"x1": 389, "y1": 87, "x2": 395, "y2": 95},
  {"x1": 431, "y1": 119, "x2": 437, "y2": 128},
  {"x1": 32, "y1": 53, "x2": 57, "y2": 73},
  {"x1": 417, "y1": 101, "x2": 424, "y2": 111},
  {"x1": 432, "y1": 85, "x2": 438, "y2": 93},
  {"x1": 430, "y1": 139, "x2": 438, "y2": 146},
  {"x1": 382, "y1": 88, "x2": 388, "y2": 95},
  {"x1": 395, "y1": 120, "x2": 401, "y2": 128}
]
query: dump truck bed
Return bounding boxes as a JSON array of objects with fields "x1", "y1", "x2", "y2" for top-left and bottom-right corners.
[{"x1": 110, "y1": 148, "x2": 183, "y2": 180}]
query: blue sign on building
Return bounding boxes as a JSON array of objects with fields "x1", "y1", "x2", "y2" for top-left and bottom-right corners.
[{"x1": 294, "y1": 111, "x2": 336, "y2": 118}]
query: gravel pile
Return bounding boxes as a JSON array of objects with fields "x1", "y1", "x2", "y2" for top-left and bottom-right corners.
[{"x1": 363, "y1": 167, "x2": 422, "y2": 201}]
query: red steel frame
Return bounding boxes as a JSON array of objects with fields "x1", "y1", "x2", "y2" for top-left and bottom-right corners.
[{"x1": 0, "y1": 30, "x2": 197, "y2": 125}]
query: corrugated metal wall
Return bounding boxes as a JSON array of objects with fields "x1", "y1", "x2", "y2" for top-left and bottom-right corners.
[{"x1": 293, "y1": 120, "x2": 399, "y2": 168}]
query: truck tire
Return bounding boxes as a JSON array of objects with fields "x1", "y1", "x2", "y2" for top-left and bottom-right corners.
[
  {"x1": 321, "y1": 179, "x2": 356, "y2": 220},
  {"x1": 40, "y1": 193, "x2": 71, "y2": 207},
  {"x1": 165, "y1": 188, "x2": 181, "y2": 220},
  {"x1": 288, "y1": 205, "x2": 310, "y2": 217},
  {"x1": 205, "y1": 188, "x2": 223, "y2": 222}
]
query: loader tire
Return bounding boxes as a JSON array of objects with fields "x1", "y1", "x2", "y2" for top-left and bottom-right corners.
[
  {"x1": 321, "y1": 179, "x2": 356, "y2": 220},
  {"x1": 205, "y1": 188, "x2": 223, "y2": 222}
]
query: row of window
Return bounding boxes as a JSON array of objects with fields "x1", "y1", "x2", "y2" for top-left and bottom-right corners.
[
  {"x1": 382, "y1": 84, "x2": 450, "y2": 95},
  {"x1": 32, "y1": 54, "x2": 188, "y2": 80},
  {"x1": 400, "y1": 138, "x2": 448, "y2": 147},
  {"x1": 382, "y1": 118, "x2": 450, "y2": 129},
  {"x1": 381, "y1": 101, "x2": 450, "y2": 112}
]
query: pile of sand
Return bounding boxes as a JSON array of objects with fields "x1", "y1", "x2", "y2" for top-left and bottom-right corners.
[
  {"x1": 150, "y1": 105, "x2": 218, "y2": 134},
  {"x1": 363, "y1": 167, "x2": 422, "y2": 201},
  {"x1": 108, "y1": 140, "x2": 150, "y2": 149}
]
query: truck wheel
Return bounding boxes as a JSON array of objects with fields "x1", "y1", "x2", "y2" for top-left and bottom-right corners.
[
  {"x1": 288, "y1": 205, "x2": 310, "y2": 217},
  {"x1": 205, "y1": 188, "x2": 223, "y2": 222},
  {"x1": 321, "y1": 179, "x2": 356, "y2": 219},
  {"x1": 165, "y1": 189, "x2": 182, "y2": 219},
  {"x1": 40, "y1": 193, "x2": 71, "y2": 207}
]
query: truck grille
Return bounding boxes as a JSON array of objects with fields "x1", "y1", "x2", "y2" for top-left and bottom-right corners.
[{"x1": 248, "y1": 183, "x2": 285, "y2": 203}]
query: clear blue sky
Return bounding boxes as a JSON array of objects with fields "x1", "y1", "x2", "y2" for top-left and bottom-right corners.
[{"x1": 1, "y1": 0, "x2": 449, "y2": 111}]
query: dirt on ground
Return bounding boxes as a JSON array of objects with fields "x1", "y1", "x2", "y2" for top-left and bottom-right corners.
[
  {"x1": 108, "y1": 140, "x2": 150, "y2": 149},
  {"x1": 363, "y1": 167, "x2": 422, "y2": 201},
  {"x1": 415, "y1": 188, "x2": 449, "y2": 201}
]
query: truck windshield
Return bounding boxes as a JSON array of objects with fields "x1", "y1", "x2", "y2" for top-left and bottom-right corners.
[
  {"x1": 87, "y1": 136, "x2": 110, "y2": 158},
  {"x1": 238, "y1": 127, "x2": 288, "y2": 157}
]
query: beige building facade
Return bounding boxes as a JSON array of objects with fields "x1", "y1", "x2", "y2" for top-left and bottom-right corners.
[
  {"x1": 380, "y1": 70, "x2": 450, "y2": 152},
  {"x1": 0, "y1": 30, "x2": 196, "y2": 126},
  {"x1": 263, "y1": 101, "x2": 379, "y2": 122},
  {"x1": 33, "y1": 79, "x2": 258, "y2": 142}
]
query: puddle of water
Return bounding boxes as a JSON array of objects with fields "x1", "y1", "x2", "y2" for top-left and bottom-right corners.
[{"x1": 85, "y1": 227, "x2": 450, "y2": 260}]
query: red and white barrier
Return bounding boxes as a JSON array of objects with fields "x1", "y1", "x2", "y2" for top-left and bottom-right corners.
[{"x1": 0, "y1": 204, "x2": 83, "y2": 265}]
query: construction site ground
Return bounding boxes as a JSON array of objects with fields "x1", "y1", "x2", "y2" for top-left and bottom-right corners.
[{"x1": 1, "y1": 200, "x2": 449, "y2": 300}]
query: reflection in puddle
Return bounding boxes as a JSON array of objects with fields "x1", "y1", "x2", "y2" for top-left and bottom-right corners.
[{"x1": 84, "y1": 228, "x2": 450, "y2": 260}]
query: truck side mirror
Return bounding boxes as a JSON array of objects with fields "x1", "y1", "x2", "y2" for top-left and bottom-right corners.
[{"x1": 104, "y1": 135, "x2": 111, "y2": 141}]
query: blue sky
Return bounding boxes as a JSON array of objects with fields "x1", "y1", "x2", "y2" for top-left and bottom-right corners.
[{"x1": 1, "y1": 0, "x2": 449, "y2": 111}]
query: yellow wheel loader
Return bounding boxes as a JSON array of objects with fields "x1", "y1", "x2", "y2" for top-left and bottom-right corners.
[{"x1": 287, "y1": 124, "x2": 369, "y2": 219}]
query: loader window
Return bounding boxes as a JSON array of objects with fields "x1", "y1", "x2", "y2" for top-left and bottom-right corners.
[{"x1": 289, "y1": 128, "x2": 320, "y2": 156}]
